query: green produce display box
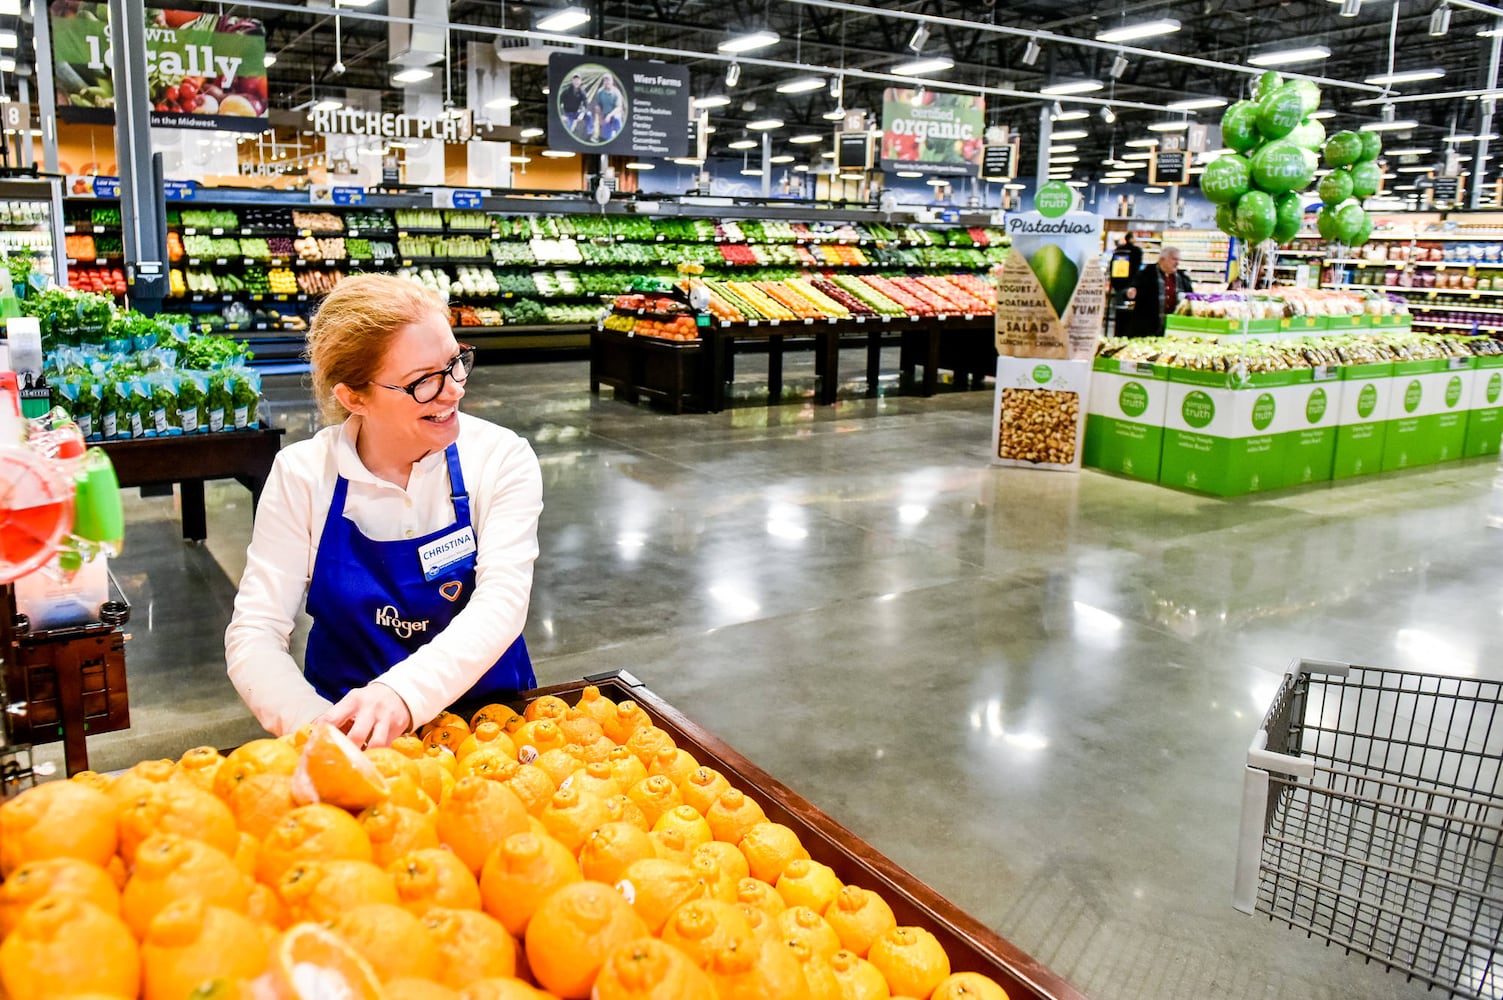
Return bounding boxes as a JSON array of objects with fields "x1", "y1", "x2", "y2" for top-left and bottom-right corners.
[
  {"x1": 1464, "y1": 354, "x2": 1503, "y2": 458},
  {"x1": 1380, "y1": 357, "x2": 1475, "y2": 471},
  {"x1": 1083, "y1": 358, "x2": 1166, "y2": 482},
  {"x1": 1165, "y1": 315, "x2": 1281, "y2": 336},
  {"x1": 1331, "y1": 362, "x2": 1393, "y2": 480},
  {"x1": 1280, "y1": 315, "x2": 1325, "y2": 334},
  {"x1": 1160, "y1": 368, "x2": 1306, "y2": 496},
  {"x1": 1282, "y1": 371, "x2": 1344, "y2": 489}
]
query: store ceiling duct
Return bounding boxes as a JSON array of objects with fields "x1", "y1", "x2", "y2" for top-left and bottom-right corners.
[
  {"x1": 387, "y1": 0, "x2": 446, "y2": 67},
  {"x1": 492, "y1": 4, "x2": 583, "y2": 64}
]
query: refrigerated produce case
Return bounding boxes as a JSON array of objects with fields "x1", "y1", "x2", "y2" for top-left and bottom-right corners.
[{"x1": 0, "y1": 178, "x2": 66, "y2": 291}]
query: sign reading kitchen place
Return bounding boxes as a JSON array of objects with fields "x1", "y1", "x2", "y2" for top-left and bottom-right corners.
[
  {"x1": 546, "y1": 53, "x2": 690, "y2": 158},
  {"x1": 309, "y1": 107, "x2": 474, "y2": 143},
  {"x1": 879, "y1": 88, "x2": 986, "y2": 177},
  {"x1": 51, "y1": 5, "x2": 268, "y2": 132}
]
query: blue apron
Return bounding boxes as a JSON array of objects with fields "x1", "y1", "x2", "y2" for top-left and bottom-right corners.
[{"x1": 304, "y1": 444, "x2": 534, "y2": 713}]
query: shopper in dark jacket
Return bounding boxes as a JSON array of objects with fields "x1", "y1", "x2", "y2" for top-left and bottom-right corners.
[{"x1": 1126, "y1": 246, "x2": 1192, "y2": 337}]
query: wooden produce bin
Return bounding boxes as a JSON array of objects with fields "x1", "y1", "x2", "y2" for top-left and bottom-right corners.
[{"x1": 530, "y1": 670, "x2": 1088, "y2": 1000}]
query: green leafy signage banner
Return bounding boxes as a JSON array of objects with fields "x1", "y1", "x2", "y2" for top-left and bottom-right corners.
[
  {"x1": 52, "y1": 5, "x2": 268, "y2": 132},
  {"x1": 879, "y1": 89, "x2": 985, "y2": 177}
]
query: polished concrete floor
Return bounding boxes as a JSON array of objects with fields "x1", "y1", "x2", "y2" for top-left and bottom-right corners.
[{"x1": 29, "y1": 348, "x2": 1503, "y2": 1000}]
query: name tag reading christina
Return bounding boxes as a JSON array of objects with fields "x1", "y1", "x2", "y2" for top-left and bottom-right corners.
[{"x1": 419, "y1": 526, "x2": 477, "y2": 581}]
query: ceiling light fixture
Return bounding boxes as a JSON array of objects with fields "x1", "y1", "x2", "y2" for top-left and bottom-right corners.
[
  {"x1": 820, "y1": 151, "x2": 836, "y2": 158},
  {"x1": 1341, "y1": 0, "x2": 1362, "y2": 15},
  {"x1": 789, "y1": 133, "x2": 823, "y2": 144},
  {"x1": 726, "y1": 62, "x2": 741, "y2": 88},
  {"x1": 1309, "y1": 109, "x2": 1337, "y2": 119},
  {"x1": 1365, "y1": 68, "x2": 1446, "y2": 85},
  {"x1": 393, "y1": 68, "x2": 433, "y2": 84},
  {"x1": 1049, "y1": 144, "x2": 1078, "y2": 153},
  {"x1": 1445, "y1": 132, "x2": 1499, "y2": 142},
  {"x1": 1385, "y1": 146, "x2": 1433, "y2": 156},
  {"x1": 1096, "y1": 18, "x2": 1181, "y2": 43},
  {"x1": 770, "y1": 154, "x2": 795, "y2": 163},
  {"x1": 728, "y1": 138, "x2": 758, "y2": 149},
  {"x1": 892, "y1": 56, "x2": 954, "y2": 76},
  {"x1": 1248, "y1": 45, "x2": 1332, "y2": 67},
  {"x1": 895, "y1": 170, "x2": 924, "y2": 178},
  {"x1": 823, "y1": 107, "x2": 847, "y2": 121},
  {"x1": 1431, "y1": 2, "x2": 1452, "y2": 36},
  {"x1": 1362, "y1": 118, "x2": 1420, "y2": 131},
  {"x1": 1052, "y1": 129, "x2": 1089, "y2": 140},
  {"x1": 1022, "y1": 38, "x2": 1042, "y2": 66},
  {"x1": 777, "y1": 76, "x2": 825, "y2": 94},
  {"x1": 719, "y1": 29, "x2": 779, "y2": 54},
  {"x1": 1101, "y1": 106, "x2": 1117, "y2": 123},
  {"x1": 1168, "y1": 97, "x2": 1229, "y2": 111},
  {"x1": 1110, "y1": 53, "x2": 1130, "y2": 79},
  {"x1": 1050, "y1": 155, "x2": 1081, "y2": 163},
  {"x1": 1125, "y1": 139, "x2": 1159, "y2": 148},
  {"x1": 1066, "y1": 180, "x2": 1088, "y2": 188},
  {"x1": 624, "y1": 161, "x2": 655, "y2": 170},
  {"x1": 519, "y1": 126, "x2": 544, "y2": 138},
  {"x1": 742, "y1": 168, "x2": 765, "y2": 176},
  {"x1": 793, "y1": 164, "x2": 810, "y2": 172},
  {"x1": 694, "y1": 95, "x2": 732, "y2": 109},
  {"x1": 535, "y1": 5, "x2": 590, "y2": 32},
  {"x1": 264, "y1": 53, "x2": 277, "y2": 67},
  {"x1": 1148, "y1": 121, "x2": 1190, "y2": 132},
  {"x1": 0, "y1": 31, "x2": 18, "y2": 49},
  {"x1": 0, "y1": 58, "x2": 15, "y2": 72},
  {"x1": 1041, "y1": 79, "x2": 1105, "y2": 95},
  {"x1": 312, "y1": 98, "x2": 343, "y2": 113},
  {"x1": 907, "y1": 23, "x2": 931, "y2": 52},
  {"x1": 671, "y1": 157, "x2": 705, "y2": 165},
  {"x1": 541, "y1": 150, "x2": 575, "y2": 158},
  {"x1": 1144, "y1": 186, "x2": 1166, "y2": 193},
  {"x1": 747, "y1": 118, "x2": 783, "y2": 130}
]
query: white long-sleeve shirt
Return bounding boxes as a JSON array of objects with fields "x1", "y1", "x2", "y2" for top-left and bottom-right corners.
[{"x1": 225, "y1": 412, "x2": 542, "y2": 736}]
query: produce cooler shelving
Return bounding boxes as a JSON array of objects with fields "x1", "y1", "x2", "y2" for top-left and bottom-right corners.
[{"x1": 0, "y1": 179, "x2": 66, "y2": 290}]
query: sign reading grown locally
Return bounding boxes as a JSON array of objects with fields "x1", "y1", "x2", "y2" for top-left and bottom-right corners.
[
  {"x1": 51, "y1": 5, "x2": 268, "y2": 132},
  {"x1": 879, "y1": 88, "x2": 985, "y2": 177}
]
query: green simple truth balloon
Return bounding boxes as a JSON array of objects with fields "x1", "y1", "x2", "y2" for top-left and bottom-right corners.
[
  {"x1": 1349, "y1": 160, "x2": 1382, "y2": 198},
  {"x1": 1350, "y1": 212, "x2": 1374, "y2": 247},
  {"x1": 1256, "y1": 85, "x2": 1306, "y2": 140},
  {"x1": 1358, "y1": 130, "x2": 1382, "y2": 162},
  {"x1": 1273, "y1": 191, "x2": 1303, "y2": 244},
  {"x1": 1236, "y1": 189, "x2": 1278, "y2": 243},
  {"x1": 1323, "y1": 130, "x2": 1363, "y2": 168},
  {"x1": 1291, "y1": 79, "x2": 1322, "y2": 116},
  {"x1": 1255, "y1": 70, "x2": 1285, "y2": 100},
  {"x1": 1222, "y1": 101, "x2": 1262, "y2": 154},
  {"x1": 1288, "y1": 117, "x2": 1326, "y2": 151},
  {"x1": 1336, "y1": 202, "x2": 1367, "y2": 243},
  {"x1": 1216, "y1": 202, "x2": 1240, "y2": 239},
  {"x1": 1317, "y1": 205, "x2": 1343, "y2": 241},
  {"x1": 1201, "y1": 154, "x2": 1253, "y2": 204},
  {"x1": 1317, "y1": 169, "x2": 1354, "y2": 205},
  {"x1": 1252, "y1": 140, "x2": 1315, "y2": 192}
]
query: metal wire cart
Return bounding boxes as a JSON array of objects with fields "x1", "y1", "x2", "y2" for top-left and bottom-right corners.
[{"x1": 1235, "y1": 659, "x2": 1503, "y2": 999}]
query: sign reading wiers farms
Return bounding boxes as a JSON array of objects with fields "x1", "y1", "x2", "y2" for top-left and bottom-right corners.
[
  {"x1": 51, "y1": 5, "x2": 268, "y2": 132},
  {"x1": 879, "y1": 89, "x2": 986, "y2": 177},
  {"x1": 546, "y1": 53, "x2": 691, "y2": 158}
]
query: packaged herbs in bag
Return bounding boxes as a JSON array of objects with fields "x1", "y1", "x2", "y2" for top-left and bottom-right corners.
[
  {"x1": 228, "y1": 368, "x2": 261, "y2": 430},
  {"x1": 206, "y1": 371, "x2": 232, "y2": 433},
  {"x1": 148, "y1": 371, "x2": 181, "y2": 436},
  {"x1": 127, "y1": 379, "x2": 153, "y2": 439},
  {"x1": 178, "y1": 370, "x2": 209, "y2": 433}
]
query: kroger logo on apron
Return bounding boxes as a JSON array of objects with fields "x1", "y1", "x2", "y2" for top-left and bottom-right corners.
[{"x1": 375, "y1": 604, "x2": 430, "y2": 639}]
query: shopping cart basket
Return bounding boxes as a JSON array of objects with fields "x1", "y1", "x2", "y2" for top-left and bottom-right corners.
[{"x1": 1235, "y1": 658, "x2": 1503, "y2": 998}]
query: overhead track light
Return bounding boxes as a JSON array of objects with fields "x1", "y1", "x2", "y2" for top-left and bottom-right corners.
[
  {"x1": 1431, "y1": 2, "x2": 1452, "y2": 36},
  {"x1": 1341, "y1": 0, "x2": 1362, "y2": 15},
  {"x1": 1022, "y1": 38, "x2": 1042, "y2": 66},
  {"x1": 1096, "y1": 18, "x2": 1181, "y2": 43},
  {"x1": 908, "y1": 23, "x2": 931, "y2": 53},
  {"x1": 1110, "y1": 53, "x2": 1129, "y2": 79},
  {"x1": 823, "y1": 107, "x2": 847, "y2": 121},
  {"x1": 1101, "y1": 106, "x2": 1117, "y2": 123},
  {"x1": 726, "y1": 62, "x2": 741, "y2": 88}
]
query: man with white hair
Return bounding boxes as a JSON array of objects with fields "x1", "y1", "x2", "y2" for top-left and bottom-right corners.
[{"x1": 1126, "y1": 245, "x2": 1193, "y2": 337}]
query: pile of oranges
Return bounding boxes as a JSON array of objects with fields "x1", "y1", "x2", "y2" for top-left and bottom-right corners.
[{"x1": 0, "y1": 687, "x2": 1011, "y2": 1000}]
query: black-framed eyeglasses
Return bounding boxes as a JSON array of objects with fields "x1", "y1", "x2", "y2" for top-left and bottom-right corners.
[{"x1": 374, "y1": 346, "x2": 475, "y2": 404}]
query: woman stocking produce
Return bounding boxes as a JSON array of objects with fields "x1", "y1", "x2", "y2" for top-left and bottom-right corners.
[{"x1": 225, "y1": 274, "x2": 542, "y2": 748}]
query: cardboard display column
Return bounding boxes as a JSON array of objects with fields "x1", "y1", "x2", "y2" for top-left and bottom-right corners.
[{"x1": 992, "y1": 182, "x2": 1104, "y2": 472}]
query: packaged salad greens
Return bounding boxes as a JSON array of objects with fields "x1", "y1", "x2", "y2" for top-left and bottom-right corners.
[{"x1": 177, "y1": 370, "x2": 209, "y2": 433}]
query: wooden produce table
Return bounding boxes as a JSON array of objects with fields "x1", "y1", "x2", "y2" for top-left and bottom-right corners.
[
  {"x1": 525, "y1": 670, "x2": 1089, "y2": 1000},
  {"x1": 101, "y1": 426, "x2": 284, "y2": 542}
]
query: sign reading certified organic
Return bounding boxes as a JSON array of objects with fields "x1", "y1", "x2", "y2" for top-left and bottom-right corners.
[
  {"x1": 546, "y1": 53, "x2": 690, "y2": 158},
  {"x1": 51, "y1": 5, "x2": 268, "y2": 132},
  {"x1": 995, "y1": 182, "x2": 1106, "y2": 361},
  {"x1": 879, "y1": 89, "x2": 985, "y2": 177},
  {"x1": 309, "y1": 107, "x2": 474, "y2": 143}
]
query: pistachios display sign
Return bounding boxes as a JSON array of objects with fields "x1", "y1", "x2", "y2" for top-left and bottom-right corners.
[
  {"x1": 879, "y1": 89, "x2": 985, "y2": 177},
  {"x1": 51, "y1": 5, "x2": 268, "y2": 132},
  {"x1": 995, "y1": 183, "x2": 1107, "y2": 361}
]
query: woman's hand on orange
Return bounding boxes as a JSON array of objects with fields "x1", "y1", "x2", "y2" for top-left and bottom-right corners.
[{"x1": 316, "y1": 682, "x2": 412, "y2": 749}]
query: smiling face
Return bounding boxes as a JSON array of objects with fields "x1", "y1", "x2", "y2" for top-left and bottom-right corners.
[{"x1": 336, "y1": 311, "x2": 466, "y2": 464}]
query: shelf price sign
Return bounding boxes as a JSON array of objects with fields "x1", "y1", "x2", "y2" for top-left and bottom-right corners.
[{"x1": 1151, "y1": 150, "x2": 1190, "y2": 186}]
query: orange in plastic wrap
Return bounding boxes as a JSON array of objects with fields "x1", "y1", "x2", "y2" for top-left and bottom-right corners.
[
  {"x1": 176, "y1": 746, "x2": 227, "y2": 793},
  {"x1": 437, "y1": 777, "x2": 529, "y2": 872},
  {"x1": 277, "y1": 859, "x2": 399, "y2": 924},
  {"x1": 830, "y1": 949, "x2": 892, "y2": 1000},
  {"x1": 269, "y1": 921, "x2": 384, "y2": 1000},
  {"x1": 736, "y1": 877, "x2": 787, "y2": 917},
  {"x1": 738, "y1": 821, "x2": 808, "y2": 884},
  {"x1": 778, "y1": 858, "x2": 842, "y2": 913},
  {"x1": 624, "y1": 726, "x2": 676, "y2": 768},
  {"x1": 566, "y1": 760, "x2": 623, "y2": 799},
  {"x1": 604, "y1": 793, "x2": 651, "y2": 831},
  {"x1": 214, "y1": 739, "x2": 301, "y2": 801},
  {"x1": 290, "y1": 723, "x2": 391, "y2": 811},
  {"x1": 601, "y1": 700, "x2": 651, "y2": 746},
  {"x1": 523, "y1": 695, "x2": 570, "y2": 723},
  {"x1": 825, "y1": 886, "x2": 897, "y2": 958},
  {"x1": 680, "y1": 767, "x2": 732, "y2": 816},
  {"x1": 867, "y1": 927, "x2": 951, "y2": 1000},
  {"x1": 778, "y1": 905, "x2": 843, "y2": 960},
  {"x1": 226, "y1": 772, "x2": 299, "y2": 839},
  {"x1": 708, "y1": 790, "x2": 769, "y2": 846},
  {"x1": 579, "y1": 822, "x2": 657, "y2": 885},
  {"x1": 531, "y1": 744, "x2": 585, "y2": 786},
  {"x1": 570, "y1": 685, "x2": 617, "y2": 728},
  {"x1": 654, "y1": 804, "x2": 713, "y2": 849},
  {"x1": 646, "y1": 747, "x2": 699, "y2": 787},
  {"x1": 257, "y1": 804, "x2": 374, "y2": 886},
  {"x1": 932, "y1": 972, "x2": 1010, "y2": 999},
  {"x1": 659, "y1": 898, "x2": 756, "y2": 967},
  {"x1": 478, "y1": 831, "x2": 582, "y2": 936},
  {"x1": 456, "y1": 722, "x2": 517, "y2": 762},
  {"x1": 140, "y1": 899, "x2": 270, "y2": 1000},
  {"x1": 121, "y1": 834, "x2": 251, "y2": 937},
  {"x1": 512, "y1": 720, "x2": 568, "y2": 762},
  {"x1": 0, "y1": 858, "x2": 119, "y2": 937},
  {"x1": 389, "y1": 848, "x2": 482, "y2": 916},
  {"x1": 0, "y1": 780, "x2": 118, "y2": 876},
  {"x1": 538, "y1": 786, "x2": 611, "y2": 854},
  {"x1": 524, "y1": 881, "x2": 649, "y2": 999},
  {"x1": 119, "y1": 783, "x2": 240, "y2": 864},
  {"x1": 332, "y1": 902, "x2": 442, "y2": 982},
  {"x1": 594, "y1": 937, "x2": 718, "y2": 1000},
  {"x1": 421, "y1": 906, "x2": 518, "y2": 989},
  {"x1": 361, "y1": 801, "x2": 442, "y2": 868},
  {"x1": 0, "y1": 896, "x2": 140, "y2": 1000},
  {"x1": 614, "y1": 857, "x2": 705, "y2": 935},
  {"x1": 627, "y1": 775, "x2": 684, "y2": 829}
]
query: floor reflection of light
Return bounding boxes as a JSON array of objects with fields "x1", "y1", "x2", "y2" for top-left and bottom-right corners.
[
  {"x1": 616, "y1": 531, "x2": 647, "y2": 558},
  {"x1": 967, "y1": 697, "x2": 1048, "y2": 751},
  {"x1": 1396, "y1": 627, "x2": 1477, "y2": 674},
  {"x1": 877, "y1": 593, "x2": 898, "y2": 602},
  {"x1": 541, "y1": 619, "x2": 554, "y2": 636},
  {"x1": 1003, "y1": 732, "x2": 1049, "y2": 751},
  {"x1": 766, "y1": 519, "x2": 808, "y2": 541},
  {"x1": 766, "y1": 502, "x2": 809, "y2": 541},
  {"x1": 898, "y1": 504, "x2": 929, "y2": 525},
  {"x1": 708, "y1": 583, "x2": 761, "y2": 618},
  {"x1": 1072, "y1": 601, "x2": 1124, "y2": 642}
]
